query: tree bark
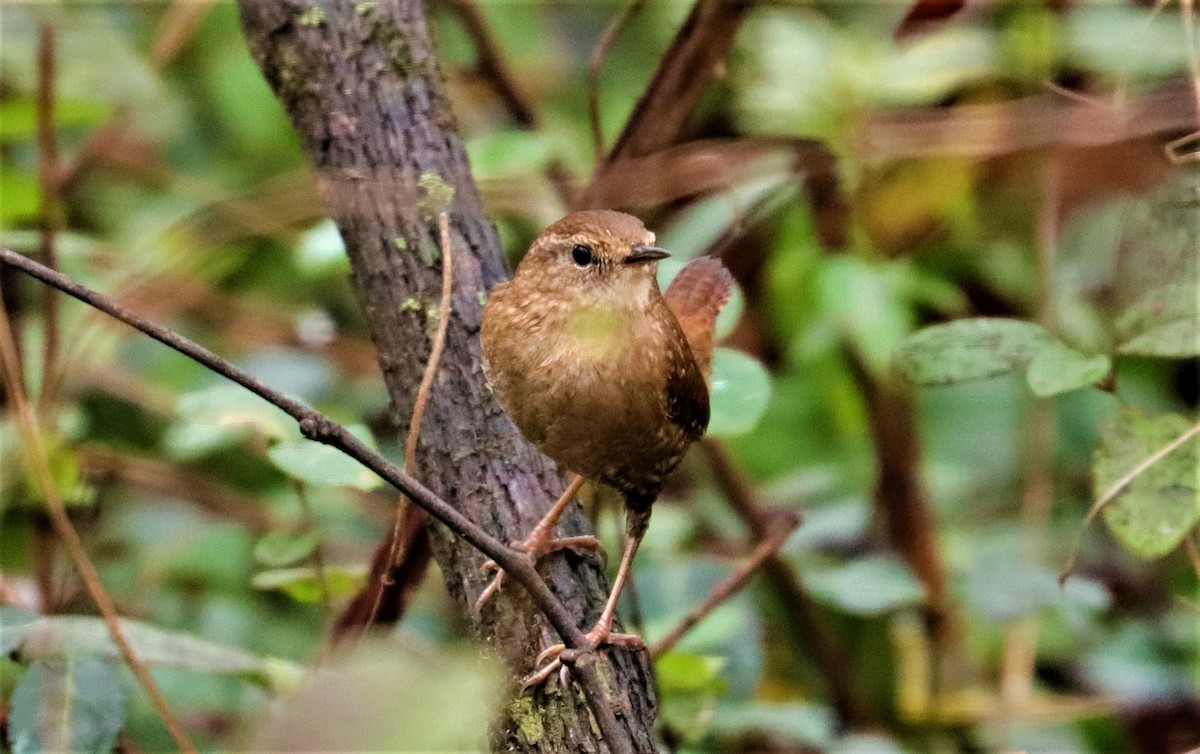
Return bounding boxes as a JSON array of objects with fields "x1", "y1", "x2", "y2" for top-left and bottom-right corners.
[{"x1": 235, "y1": 1, "x2": 657, "y2": 751}]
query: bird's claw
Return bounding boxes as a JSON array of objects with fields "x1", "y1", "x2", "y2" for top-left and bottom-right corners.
[
  {"x1": 520, "y1": 643, "x2": 569, "y2": 690},
  {"x1": 474, "y1": 534, "x2": 603, "y2": 612},
  {"x1": 519, "y1": 627, "x2": 646, "y2": 690}
]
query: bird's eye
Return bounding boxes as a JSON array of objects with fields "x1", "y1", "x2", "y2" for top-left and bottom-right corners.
[{"x1": 571, "y1": 244, "x2": 593, "y2": 267}]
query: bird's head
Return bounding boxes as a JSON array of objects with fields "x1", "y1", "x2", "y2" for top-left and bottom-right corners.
[{"x1": 513, "y1": 210, "x2": 669, "y2": 308}]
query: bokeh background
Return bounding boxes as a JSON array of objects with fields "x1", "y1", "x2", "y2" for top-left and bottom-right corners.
[{"x1": 1, "y1": 1, "x2": 1198, "y2": 752}]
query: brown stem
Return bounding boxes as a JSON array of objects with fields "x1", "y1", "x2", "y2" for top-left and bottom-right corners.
[
  {"x1": 849, "y1": 355, "x2": 950, "y2": 637},
  {"x1": 439, "y1": 0, "x2": 536, "y2": 127},
  {"x1": 362, "y1": 212, "x2": 454, "y2": 633},
  {"x1": 36, "y1": 26, "x2": 60, "y2": 410},
  {"x1": 602, "y1": 0, "x2": 751, "y2": 164},
  {"x1": 649, "y1": 509, "x2": 800, "y2": 658}
]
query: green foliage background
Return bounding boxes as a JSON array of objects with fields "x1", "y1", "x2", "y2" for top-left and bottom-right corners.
[{"x1": 1, "y1": 2, "x2": 1198, "y2": 752}]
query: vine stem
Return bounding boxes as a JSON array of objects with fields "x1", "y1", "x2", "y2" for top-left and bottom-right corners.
[{"x1": 364, "y1": 212, "x2": 454, "y2": 631}]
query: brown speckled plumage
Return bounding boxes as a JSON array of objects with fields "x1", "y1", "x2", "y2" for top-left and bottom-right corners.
[
  {"x1": 481, "y1": 210, "x2": 727, "y2": 511},
  {"x1": 479, "y1": 210, "x2": 735, "y2": 678}
]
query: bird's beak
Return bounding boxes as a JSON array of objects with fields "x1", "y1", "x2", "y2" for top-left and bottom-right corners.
[{"x1": 625, "y1": 245, "x2": 671, "y2": 265}]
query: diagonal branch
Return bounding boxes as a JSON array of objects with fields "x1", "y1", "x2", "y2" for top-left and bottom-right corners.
[
  {"x1": 0, "y1": 245, "x2": 635, "y2": 754},
  {"x1": 602, "y1": 0, "x2": 751, "y2": 165},
  {"x1": 649, "y1": 509, "x2": 800, "y2": 658}
]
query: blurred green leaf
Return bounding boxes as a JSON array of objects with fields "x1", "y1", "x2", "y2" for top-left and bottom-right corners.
[
  {"x1": 0, "y1": 168, "x2": 40, "y2": 225},
  {"x1": 710, "y1": 701, "x2": 834, "y2": 748},
  {"x1": 1095, "y1": 408, "x2": 1200, "y2": 558},
  {"x1": 267, "y1": 424, "x2": 382, "y2": 490},
  {"x1": 8, "y1": 658, "x2": 125, "y2": 754},
  {"x1": 807, "y1": 555, "x2": 926, "y2": 616},
  {"x1": 163, "y1": 421, "x2": 243, "y2": 460},
  {"x1": 897, "y1": 318, "x2": 1051, "y2": 384},
  {"x1": 819, "y1": 257, "x2": 916, "y2": 373},
  {"x1": 708, "y1": 348, "x2": 772, "y2": 437},
  {"x1": 295, "y1": 219, "x2": 350, "y2": 275},
  {"x1": 999, "y1": 4, "x2": 1061, "y2": 82},
  {"x1": 874, "y1": 27, "x2": 998, "y2": 105},
  {"x1": 14, "y1": 430, "x2": 95, "y2": 509},
  {"x1": 251, "y1": 640, "x2": 501, "y2": 751},
  {"x1": 1114, "y1": 170, "x2": 1200, "y2": 357},
  {"x1": 253, "y1": 565, "x2": 367, "y2": 603},
  {"x1": 961, "y1": 559, "x2": 1110, "y2": 621},
  {"x1": 1026, "y1": 343, "x2": 1111, "y2": 397},
  {"x1": 465, "y1": 129, "x2": 553, "y2": 179},
  {"x1": 1083, "y1": 622, "x2": 1196, "y2": 703},
  {"x1": 1066, "y1": 8, "x2": 1192, "y2": 79},
  {"x1": 1116, "y1": 283, "x2": 1200, "y2": 357},
  {"x1": 240, "y1": 350, "x2": 334, "y2": 403},
  {"x1": 655, "y1": 652, "x2": 728, "y2": 696},
  {"x1": 254, "y1": 529, "x2": 322, "y2": 567},
  {"x1": 833, "y1": 733, "x2": 907, "y2": 754},
  {"x1": 5, "y1": 615, "x2": 302, "y2": 692},
  {"x1": 0, "y1": 607, "x2": 40, "y2": 656},
  {"x1": 176, "y1": 384, "x2": 296, "y2": 442},
  {"x1": 0, "y1": 98, "x2": 112, "y2": 141}
]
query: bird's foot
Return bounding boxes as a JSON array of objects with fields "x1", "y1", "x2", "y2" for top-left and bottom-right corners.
[
  {"x1": 520, "y1": 624, "x2": 645, "y2": 689},
  {"x1": 474, "y1": 533, "x2": 603, "y2": 612}
]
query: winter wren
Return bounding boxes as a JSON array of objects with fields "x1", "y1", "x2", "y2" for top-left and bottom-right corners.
[{"x1": 479, "y1": 209, "x2": 733, "y2": 683}]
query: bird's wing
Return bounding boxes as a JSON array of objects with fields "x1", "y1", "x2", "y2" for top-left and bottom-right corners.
[{"x1": 663, "y1": 257, "x2": 735, "y2": 378}]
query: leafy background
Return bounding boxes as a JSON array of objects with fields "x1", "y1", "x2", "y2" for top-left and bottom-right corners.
[{"x1": 1, "y1": 1, "x2": 1198, "y2": 752}]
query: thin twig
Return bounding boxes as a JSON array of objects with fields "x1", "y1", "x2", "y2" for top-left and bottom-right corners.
[
  {"x1": 0, "y1": 281, "x2": 197, "y2": 754},
  {"x1": 0, "y1": 246, "x2": 640, "y2": 751},
  {"x1": 441, "y1": 0, "x2": 536, "y2": 127},
  {"x1": 650, "y1": 510, "x2": 799, "y2": 658},
  {"x1": 602, "y1": 0, "x2": 751, "y2": 165},
  {"x1": 1060, "y1": 416, "x2": 1200, "y2": 584},
  {"x1": 365, "y1": 212, "x2": 454, "y2": 630},
  {"x1": 587, "y1": 0, "x2": 649, "y2": 165},
  {"x1": 36, "y1": 26, "x2": 60, "y2": 410},
  {"x1": 407, "y1": 213, "x2": 454, "y2": 468},
  {"x1": 150, "y1": 0, "x2": 216, "y2": 70}
]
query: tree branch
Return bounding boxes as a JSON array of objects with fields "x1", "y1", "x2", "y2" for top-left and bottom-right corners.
[
  {"x1": 649, "y1": 508, "x2": 799, "y2": 658},
  {"x1": 0, "y1": 246, "x2": 635, "y2": 753}
]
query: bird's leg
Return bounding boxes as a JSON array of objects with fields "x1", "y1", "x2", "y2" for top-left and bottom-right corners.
[
  {"x1": 581, "y1": 525, "x2": 644, "y2": 648},
  {"x1": 475, "y1": 475, "x2": 600, "y2": 611},
  {"x1": 521, "y1": 508, "x2": 650, "y2": 688}
]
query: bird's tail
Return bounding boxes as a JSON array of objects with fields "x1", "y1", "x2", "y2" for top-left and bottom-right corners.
[{"x1": 663, "y1": 257, "x2": 735, "y2": 378}]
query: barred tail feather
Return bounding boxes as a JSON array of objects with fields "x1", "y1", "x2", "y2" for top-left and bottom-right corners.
[{"x1": 663, "y1": 257, "x2": 735, "y2": 378}]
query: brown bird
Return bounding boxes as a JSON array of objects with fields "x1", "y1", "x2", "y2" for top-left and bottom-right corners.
[{"x1": 479, "y1": 209, "x2": 733, "y2": 683}]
